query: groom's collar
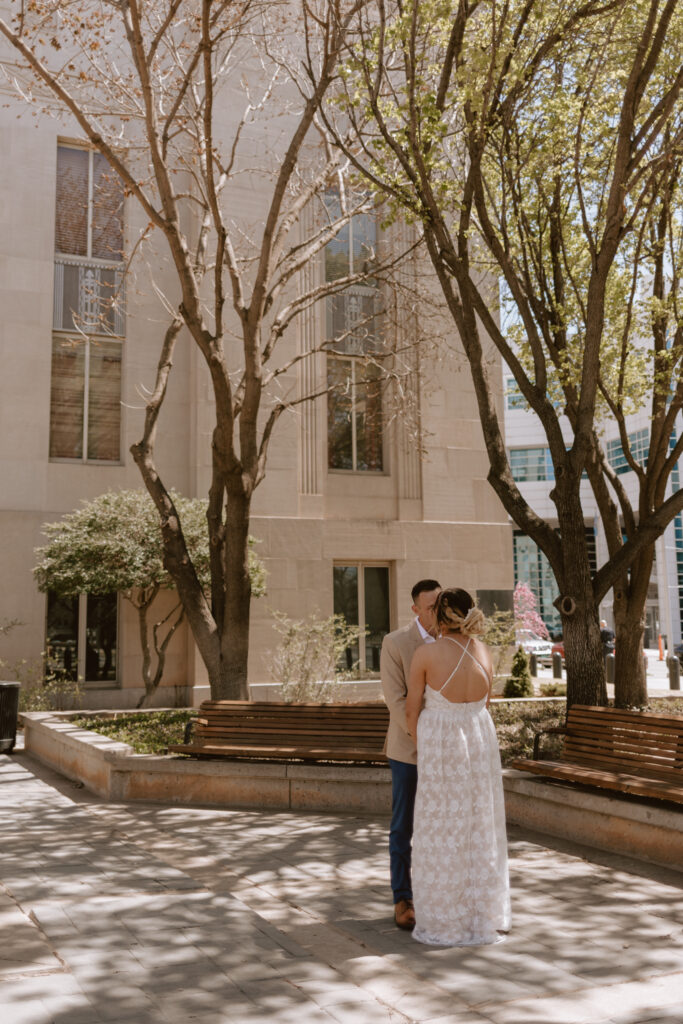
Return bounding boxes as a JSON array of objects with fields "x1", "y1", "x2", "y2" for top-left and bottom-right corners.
[{"x1": 414, "y1": 617, "x2": 437, "y2": 644}]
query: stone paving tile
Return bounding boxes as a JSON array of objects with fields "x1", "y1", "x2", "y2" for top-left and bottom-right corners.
[
  {"x1": 323, "y1": 1001, "x2": 411, "y2": 1024},
  {"x1": 475, "y1": 993, "x2": 614, "y2": 1024},
  {"x1": 623, "y1": 1014, "x2": 683, "y2": 1024},
  {"x1": 38, "y1": 994, "x2": 105, "y2": 1024},
  {"x1": 417, "y1": 1016, "x2": 497, "y2": 1024},
  {"x1": 0, "y1": 892, "x2": 63, "y2": 975},
  {"x1": 0, "y1": 998, "x2": 56, "y2": 1024},
  {"x1": 4, "y1": 753, "x2": 683, "y2": 1024}
]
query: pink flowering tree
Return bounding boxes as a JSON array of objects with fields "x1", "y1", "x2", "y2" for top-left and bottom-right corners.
[{"x1": 514, "y1": 583, "x2": 549, "y2": 640}]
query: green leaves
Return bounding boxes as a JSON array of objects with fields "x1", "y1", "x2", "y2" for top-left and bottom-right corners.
[{"x1": 34, "y1": 489, "x2": 266, "y2": 601}]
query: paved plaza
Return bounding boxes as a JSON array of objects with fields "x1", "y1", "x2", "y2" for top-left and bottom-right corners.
[{"x1": 1, "y1": 748, "x2": 683, "y2": 1024}]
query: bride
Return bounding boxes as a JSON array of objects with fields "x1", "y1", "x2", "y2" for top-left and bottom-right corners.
[{"x1": 405, "y1": 587, "x2": 511, "y2": 946}]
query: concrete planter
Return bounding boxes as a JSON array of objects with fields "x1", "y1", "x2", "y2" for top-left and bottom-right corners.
[
  {"x1": 19, "y1": 710, "x2": 683, "y2": 870},
  {"x1": 20, "y1": 711, "x2": 391, "y2": 814}
]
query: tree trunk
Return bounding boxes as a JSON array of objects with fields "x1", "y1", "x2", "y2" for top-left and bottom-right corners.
[
  {"x1": 213, "y1": 482, "x2": 252, "y2": 700},
  {"x1": 612, "y1": 614, "x2": 647, "y2": 708},
  {"x1": 561, "y1": 605, "x2": 606, "y2": 709},
  {"x1": 612, "y1": 546, "x2": 652, "y2": 708},
  {"x1": 554, "y1": 486, "x2": 607, "y2": 709}
]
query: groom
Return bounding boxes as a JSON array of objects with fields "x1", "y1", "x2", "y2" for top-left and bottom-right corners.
[{"x1": 380, "y1": 578, "x2": 441, "y2": 930}]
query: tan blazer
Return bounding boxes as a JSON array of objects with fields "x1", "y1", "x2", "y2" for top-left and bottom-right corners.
[{"x1": 380, "y1": 621, "x2": 424, "y2": 765}]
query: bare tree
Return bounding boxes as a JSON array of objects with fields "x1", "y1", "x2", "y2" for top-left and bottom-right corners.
[
  {"x1": 331, "y1": 0, "x2": 683, "y2": 707},
  {"x1": 1, "y1": 0, "x2": 421, "y2": 698}
]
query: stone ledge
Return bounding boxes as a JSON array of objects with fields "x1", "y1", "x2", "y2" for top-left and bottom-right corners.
[
  {"x1": 504, "y1": 769, "x2": 683, "y2": 870},
  {"x1": 20, "y1": 711, "x2": 391, "y2": 813},
  {"x1": 20, "y1": 713, "x2": 683, "y2": 868}
]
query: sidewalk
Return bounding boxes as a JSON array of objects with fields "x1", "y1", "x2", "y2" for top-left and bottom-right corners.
[
  {"x1": 2, "y1": 750, "x2": 683, "y2": 1024},
  {"x1": 533, "y1": 648, "x2": 681, "y2": 698}
]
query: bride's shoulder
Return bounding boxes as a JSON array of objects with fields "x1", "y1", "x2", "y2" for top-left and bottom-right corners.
[{"x1": 471, "y1": 636, "x2": 493, "y2": 663}]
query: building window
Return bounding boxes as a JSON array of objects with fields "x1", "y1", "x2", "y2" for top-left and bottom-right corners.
[
  {"x1": 333, "y1": 564, "x2": 390, "y2": 674},
  {"x1": 325, "y1": 192, "x2": 384, "y2": 472},
  {"x1": 505, "y1": 377, "x2": 528, "y2": 411},
  {"x1": 513, "y1": 527, "x2": 596, "y2": 636},
  {"x1": 46, "y1": 590, "x2": 118, "y2": 684},
  {"x1": 606, "y1": 428, "x2": 649, "y2": 475},
  {"x1": 327, "y1": 359, "x2": 383, "y2": 471},
  {"x1": 51, "y1": 144, "x2": 125, "y2": 463},
  {"x1": 509, "y1": 447, "x2": 555, "y2": 482}
]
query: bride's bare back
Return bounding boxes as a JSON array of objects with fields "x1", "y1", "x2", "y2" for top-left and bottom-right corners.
[{"x1": 415, "y1": 634, "x2": 492, "y2": 704}]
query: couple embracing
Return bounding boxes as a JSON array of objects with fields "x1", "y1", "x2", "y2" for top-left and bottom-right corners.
[{"x1": 380, "y1": 580, "x2": 511, "y2": 946}]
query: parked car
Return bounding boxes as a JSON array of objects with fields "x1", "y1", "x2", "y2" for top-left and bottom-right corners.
[
  {"x1": 551, "y1": 639, "x2": 564, "y2": 663},
  {"x1": 516, "y1": 630, "x2": 553, "y2": 665}
]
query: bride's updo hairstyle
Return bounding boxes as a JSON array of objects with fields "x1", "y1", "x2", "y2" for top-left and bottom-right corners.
[{"x1": 436, "y1": 588, "x2": 486, "y2": 638}]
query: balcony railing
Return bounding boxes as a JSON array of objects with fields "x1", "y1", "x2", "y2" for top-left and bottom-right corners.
[{"x1": 54, "y1": 256, "x2": 125, "y2": 337}]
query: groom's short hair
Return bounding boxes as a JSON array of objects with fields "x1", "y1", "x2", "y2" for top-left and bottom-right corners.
[{"x1": 411, "y1": 579, "x2": 441, "y2": 602}]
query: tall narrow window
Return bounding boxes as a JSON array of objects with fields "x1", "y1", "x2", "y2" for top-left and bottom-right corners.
[
  {"x1": 325, "y1": 193, "x2": 384, "y2": 472},
  {"x1": 46, "y1": 591, "x2": 118, "y2": 683},
  {"x1": 333, "y1": 563, "x2": 391, "y2": 674},
  {"x1": 51, "y1": 144, "x2": 125, "y2": 462}
]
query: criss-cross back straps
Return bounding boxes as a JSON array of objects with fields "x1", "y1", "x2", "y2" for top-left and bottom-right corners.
[
  {"x1": 440, "y1": 636, "x2": 491, "y2": 690},
  {"x1": 438, "y1": 636, "x2": 472, "y2": 692}
]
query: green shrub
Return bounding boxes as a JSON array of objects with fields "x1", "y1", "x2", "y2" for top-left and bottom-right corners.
[
  {"x1": 539, "y1": 681, "x2": 567, "y2": 697},
  {"x1": 503, "y1": 647, "x2": 534, "y2": 698},
  {"x1": 489, "y1": 700, "x2": 565, "y2": 762},
  {"x1": 72, "y1": 709, "x2": 195, "y2": 754}
]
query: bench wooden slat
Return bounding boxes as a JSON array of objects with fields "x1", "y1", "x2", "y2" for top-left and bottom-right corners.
[
  {"x1": 509, "y1": 757, "x2": 683, "y2": 803},
  {"x1": 558, "y1": 751, "x2": 683, "y2": 782},
  {"x1": 171, "y1": 699, "x2": 390, "y2": 765},
  {"x1": 563, "y1": 726, "x2": 682, "y2": 745},
  {"x1": 169, "y1": 742, "x2": 388, "y2": 762},
  {"x1": 511, "y1": 705, "x2": 683, "y2": 804},
  {"x1": 563, "y1": 737, "x2": 682, "y2": 762},
  {"x1": 563, "y1": 742, "x2": 681, "y2": 766},
  {"x1": 570, "y1": 704, "x2": 683, "y2": 726},
  {"x1": 194, "y1": 733, "x2": 386, "y2": 748}
]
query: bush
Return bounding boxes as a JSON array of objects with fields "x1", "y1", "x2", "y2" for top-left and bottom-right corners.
[
  {"x1": 19, "y1": 673, "x2": 83, "y2": 712},
  {"x1": 489, "y1": 700, "x2": 565, "y2": 763},
  {"x1": 72, "y1": 710, "x2": 195, "y2": 754},
  {"x1": 539, "y1": 681, "x2": 567, "y2": 697},
  {"x1": 268, "y1": 611, "x2": 365, "y2": 702},
  {"x1": 503, "y1": 647, "x2": 534, "y2": 698},
  {"x1": 0, "y1": 653, "x2": 83, "y2": 713},
  {"x1": 483, "y1": 608, "x2": 516, "y2": 678}
]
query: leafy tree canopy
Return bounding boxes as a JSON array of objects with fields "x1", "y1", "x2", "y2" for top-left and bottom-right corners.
[{"x1": 34, "y1": 490, "x2": 266, "y2": 600}]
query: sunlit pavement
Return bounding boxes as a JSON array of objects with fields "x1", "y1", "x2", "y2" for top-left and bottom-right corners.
[
  {"x1": 534, "y1": 648, "x2": 682, "y2": 699},
  {"x1": 1, "y1": 748, "x2": 683, "y2": 1024}
]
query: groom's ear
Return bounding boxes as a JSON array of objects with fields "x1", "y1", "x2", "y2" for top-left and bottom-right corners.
[{"x1": 411, "y1": 604, "x2": 418, "y2": 616}]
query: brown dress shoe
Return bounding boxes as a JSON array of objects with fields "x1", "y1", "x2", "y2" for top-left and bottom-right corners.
[{"x1": 394, "y1": 898, "x2": 416, "y2": 931}]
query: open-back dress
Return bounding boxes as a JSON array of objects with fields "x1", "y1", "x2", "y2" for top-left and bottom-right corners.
[{"x1": 412, "y1": 636, "x2": 511, "y2": 946}]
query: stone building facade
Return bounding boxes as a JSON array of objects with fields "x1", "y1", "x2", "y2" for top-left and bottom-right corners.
[{"x1": 0, "y1": 97, "x2": 513, "y2": 707}]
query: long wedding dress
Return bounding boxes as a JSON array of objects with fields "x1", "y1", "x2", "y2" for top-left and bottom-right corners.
[{"x1": 412, "y1": 637, "x2": 511, "y2": 946}]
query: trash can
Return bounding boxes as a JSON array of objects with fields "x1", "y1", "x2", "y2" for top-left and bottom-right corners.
[{"x1": 0, "y1": 682, "x2": 20, "y2": 753}]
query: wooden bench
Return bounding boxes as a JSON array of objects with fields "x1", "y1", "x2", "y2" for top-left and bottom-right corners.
[
  {"x1": 510, "y1": 704, "x2": 683, "y2": 804},
  {"x1": 169, "y1": 700, "x2": 390, "y2": 764}
]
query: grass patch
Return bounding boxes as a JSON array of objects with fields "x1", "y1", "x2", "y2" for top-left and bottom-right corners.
[
  {"x1": 71, "y1": 697, "x2": 683, "y2": 763},
  {"x1": 71, "y1": 709, "x2": 196, "y2": 754}
]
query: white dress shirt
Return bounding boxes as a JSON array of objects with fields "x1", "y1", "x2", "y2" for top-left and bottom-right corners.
[{"x1": 415, "y1": 617, "x2": 437, "y2": 643}]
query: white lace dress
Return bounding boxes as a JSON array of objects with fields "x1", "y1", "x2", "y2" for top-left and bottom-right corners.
[{"x1": 412, "y1": 640, "x2": 511, "y2": 946}]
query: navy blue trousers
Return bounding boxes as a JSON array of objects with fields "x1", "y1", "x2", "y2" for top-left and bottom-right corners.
[{"x1": 388, "y1": 758, "x2": 418, "y2": 903}]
